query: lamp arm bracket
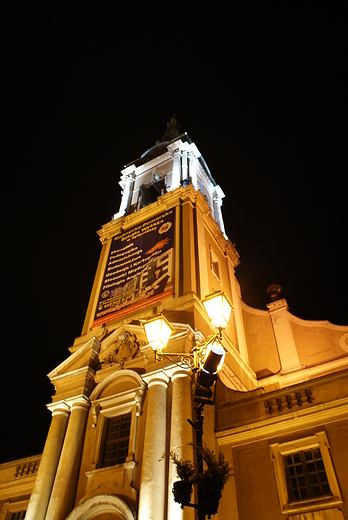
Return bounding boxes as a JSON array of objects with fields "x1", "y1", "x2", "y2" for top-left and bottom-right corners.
[
  {"x1": 193, "y1": 331, "x2": 224, "y2": 352},
  {"x1": 155, "y1": 352, "x2": 194, "y2": 369}
]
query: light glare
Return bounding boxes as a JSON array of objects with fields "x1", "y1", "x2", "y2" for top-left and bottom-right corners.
[
  {"x1": 202, "y1": 292, "x2": 233, "y2": 329},
  {"x1": 144, "y1": 315, "x2": 173, "y2": 352}
]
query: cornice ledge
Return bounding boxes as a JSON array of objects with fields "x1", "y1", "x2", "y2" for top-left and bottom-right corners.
[
  {"x1": 49, "y1": 364, "x2": 96, "y2": 384},
  {"x1": 117, "y1": 196, "x2": 177, "y2": 231},
  {"x1": 258, "y1": 357, "x2": 348, "y2": 389},
  {"x1": 216, "y1": 396, "x2": 348, "y2": 447},
  {"x1": 224, "y1": 239, "x2": 240, "y2": 267},
  {"x1": 98, "y1": 218, "x2": 124, "y2": 243},
  {"x1": 180, "y1": 183, "x2": 201, "y2": 204},
  {"x1": 0, "y1": 479, "x2": 37, "y2": 498}
]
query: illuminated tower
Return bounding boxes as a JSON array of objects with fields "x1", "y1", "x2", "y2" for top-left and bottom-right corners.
[
  {"x1": 21, "y1": 118, "x2": 348, "y2": 520},
  {"x1": 22, "y1": 118, "x2": 238, "y2": 520}
]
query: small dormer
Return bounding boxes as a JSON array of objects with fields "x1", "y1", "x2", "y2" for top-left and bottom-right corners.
[{"x1": 113, "y1": 117, "x2": 227, "y2": 237}]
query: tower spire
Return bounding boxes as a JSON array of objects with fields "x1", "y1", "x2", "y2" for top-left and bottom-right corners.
[{"x1": 160, "y1": 116, "x2": 181, "y2": 142}]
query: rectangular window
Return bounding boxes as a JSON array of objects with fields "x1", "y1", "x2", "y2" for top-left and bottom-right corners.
[
  {"x1": 284, "y1": 448, "x2": 331, "y2": 502},
  {"x1": 209, "y1": 245, "x2": 220, "y2": 280},
  {"x1": 270, "y1": 432, "x2": 342, "y2": 515},
  {"x1": 101, "y1": 413, "x2": 131, "y2": 468},
  {"x1": 1, "y1": 499, "x2": 29, "y2": 520}
]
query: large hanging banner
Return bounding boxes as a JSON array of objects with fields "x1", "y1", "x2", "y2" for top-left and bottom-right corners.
[{"x1": 93, "y1": 209, "x2": 175, "y2": 328}]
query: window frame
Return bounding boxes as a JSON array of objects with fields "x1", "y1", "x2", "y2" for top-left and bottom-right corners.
[
  {"x1": 100, "y1": 411, "x2": 132, "y2": 468},
  {"x1": 270, "y1": 432, "x2": 342, "y2": 515},
  {"x1": 1, "y1": 500, "x2": 28, "y2": 520},
  {"x1": 88, "y1": 369, "x2": 146, "y2": 475},
  {"x1": 284, "y1": 447, "x2": 331, "y2": 501},
  {"x1": 92, "y1": 403, "x2": 136, "y2": 470},
  {"x1": 209, "y1": 245, "x2": 221, "y2": 281}
]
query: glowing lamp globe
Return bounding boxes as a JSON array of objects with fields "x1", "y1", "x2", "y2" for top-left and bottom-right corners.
[
  {"x1": 144, "y1": 315, "x2": 174, "y2": 352},
  {"x1": 202, "y1": 292, "x2": 233, "y2": 329}
]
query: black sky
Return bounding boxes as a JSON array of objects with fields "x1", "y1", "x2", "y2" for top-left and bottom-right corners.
[{"x1": 2, "y1": 1, "x2": 347, "y2": 463}]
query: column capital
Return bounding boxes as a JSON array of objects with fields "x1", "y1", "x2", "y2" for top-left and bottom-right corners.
[
  {"x1": 168, "y1": 146, "x2": 182, "y2": 157},
  {"x1": 47, "y1": 395, "x2": 90, "y2": 415},
  {"x1": 47, "y1": 401, "x2": 70, "y2": 418},
  {"x1": 68, "y1": 395, "x2": 91, "y2": 412},
  {"x1": 143, "y1": 370, "x2": 170, "y2": 389},
  {"x1": 167, "y1": 366, "x2": 192, "y2": 382},
  {"x1": 267, "y1": 298, "x2": 289, "y2": 312}
]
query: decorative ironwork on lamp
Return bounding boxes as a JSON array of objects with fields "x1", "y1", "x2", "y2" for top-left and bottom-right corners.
[{"x1": 143, "y1": 291, "x2": 233, "y2": 401}]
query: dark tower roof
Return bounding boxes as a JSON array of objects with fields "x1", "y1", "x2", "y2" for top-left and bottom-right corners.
[
  {"x1": 125, "y1": 117, "x2": 191, "y2": 168},
  {"x1": 160, "y1": 116, "x2": 182, "y2": 142}
]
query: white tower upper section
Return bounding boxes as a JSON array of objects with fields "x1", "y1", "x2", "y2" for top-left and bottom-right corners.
[{"x1": 113, "y1": 118, "x2": 227, "y2": 237}]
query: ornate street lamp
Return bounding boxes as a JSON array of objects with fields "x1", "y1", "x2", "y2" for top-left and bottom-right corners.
[
  {"x1": 143, "y1": 291, "x2": 232, "y2": 371},
  {"x1": 143, "y1": 291, "x2": 234, "y2": 519}
]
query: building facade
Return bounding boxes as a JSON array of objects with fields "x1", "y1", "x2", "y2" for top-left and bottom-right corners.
[{"x1": 1, "y1": 119, "x2": 347, "y2": 520}]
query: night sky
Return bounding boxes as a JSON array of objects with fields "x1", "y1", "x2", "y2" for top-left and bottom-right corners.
[{"x1": 2, "y1": 2, "x2": 347, "y2": 463}]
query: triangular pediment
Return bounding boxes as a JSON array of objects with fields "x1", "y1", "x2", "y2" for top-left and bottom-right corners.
[
  {"x1": 48, "y1": 336, "x2": 101, "y2": 380},
  {"x1": 47, "y1": 323, "x2": 149, "y2": 402},
  {"x1": 47, "y1": 323, "x2": 149, "y2": 383}
]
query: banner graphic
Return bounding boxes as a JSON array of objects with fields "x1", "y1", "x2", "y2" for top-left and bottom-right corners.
[{"x1": 93, "y1": 209, "x2": 175, "y2": 327}]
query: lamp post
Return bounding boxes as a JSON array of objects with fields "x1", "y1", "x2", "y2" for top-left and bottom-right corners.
[{"x1": 143, "y1": 292, "x2": 233, "y2": 519}]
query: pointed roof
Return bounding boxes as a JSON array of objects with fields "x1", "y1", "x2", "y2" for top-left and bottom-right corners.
[
  {"x1": 125, "y1": 117, "x2": 191, "y2": 168},
  {"x1": 160, "y1": 116, "x2": 182, "y2": 142}
]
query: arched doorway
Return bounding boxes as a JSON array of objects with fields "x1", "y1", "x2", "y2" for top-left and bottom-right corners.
[{"x1": 65, "y1": 495, "x2": 135, "y2": 520}]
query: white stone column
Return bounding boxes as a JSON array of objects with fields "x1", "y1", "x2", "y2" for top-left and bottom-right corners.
[
  {"x1": 119, "y1": 174, "x2": 135, "y2": 215},
  {"x1": 138, "y1": 372, "x2": 169, "y2": 520},
  {"x1": 45, "y1": 397, "x2": 90, "y2": 520},
  {"x1": 188, "y1": 153, "x2": 197, "y2": 189},
  {"x1": 25, "y1": 403, "x2": 70, "y2": 520},
  {"x1": 213, "y1": 187, "x2": 226, "y2": 237},
  {"x1": 267, "y1": 298, "x2": 304, "y2": 374},
  {"x1": 182, "y1": 150, "x2": 188, "y2": 184},
  {"x1": 170, "y1": 150, "x2": 182, "y2": 190},
  {"x1": 168, "y1": 369, "x2": 195, "y2": 520}
]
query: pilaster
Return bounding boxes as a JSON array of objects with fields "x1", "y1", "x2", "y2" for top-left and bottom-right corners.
[
  {"x1": 180, "y1": 188, "x2": 197, "y2": 296},
  {"x1": 182, "y1": 149, "x2": 188, "y2": 184},
  {"x1": 188, "y1": 152, "x2": 197, "y2": 189},
  {"x1": 267, "y1": 299, "x2": 304, "y2": 374},
  {"x1": 212, "y1": 186, "x2": 226, "y2": 237},
  {"x1": 170, "y1": 150, "x2": 182, "y2": 190}
]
